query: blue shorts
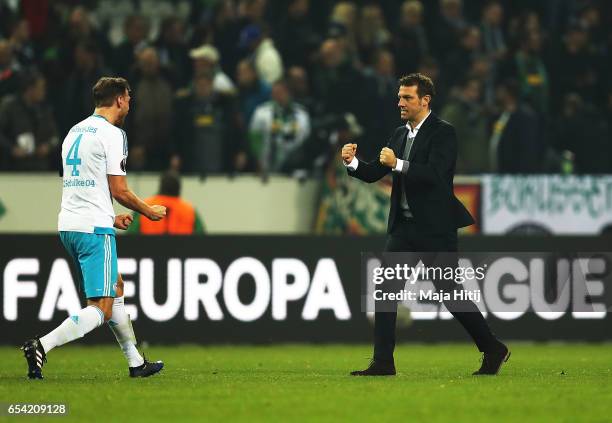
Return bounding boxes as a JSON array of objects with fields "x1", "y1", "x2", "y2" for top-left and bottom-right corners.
[{"x1": 59, "y1": 227, "x2": 117, "y2": 299}]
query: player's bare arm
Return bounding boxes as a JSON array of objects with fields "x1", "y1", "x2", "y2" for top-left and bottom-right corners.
[{"x1": 108, "y1": 175, "x2": 167, "y2": 221}]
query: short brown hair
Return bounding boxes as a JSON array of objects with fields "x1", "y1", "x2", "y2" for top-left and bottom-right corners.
[
  {"x1": 92, "y1": 77, "x2": 131, "y2": 107},
  {"x1": 398, "y1": 73, "x2": 435, "y2": 99}
]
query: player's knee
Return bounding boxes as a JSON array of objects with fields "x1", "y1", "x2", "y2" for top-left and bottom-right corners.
[
  {"x1": 103, "y1": 308, "x2": 113, "y2": 322},
  {"x1": 116, "y1": 276, "x2": 124, "y2": 293},
  {"x1": 98, "y1": 302, "x2": 114, "y2": 322}
]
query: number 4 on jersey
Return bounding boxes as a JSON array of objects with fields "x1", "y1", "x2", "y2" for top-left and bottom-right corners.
[{"x1": 66, "y1": 134, "x2": 82, "y2": 176}]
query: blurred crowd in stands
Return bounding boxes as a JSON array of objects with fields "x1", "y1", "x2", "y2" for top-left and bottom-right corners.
[{"x1": 0, "y1": 0, "x2": 610, "y2": 175}]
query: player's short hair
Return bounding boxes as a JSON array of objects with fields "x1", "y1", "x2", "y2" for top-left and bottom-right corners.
[
  {"x1": 398, "y1": 73, "x2": 436, "y2": 99},
  {"x1": 92, "y1": 77, "x2": 131, "y2": 107}
]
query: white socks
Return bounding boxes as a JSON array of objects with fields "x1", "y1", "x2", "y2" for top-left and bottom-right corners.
[
  {"x1": 108, "y1": 296, "x2": 144, "y2": 368},
  {"x1": 40, "y1": 306, "x2": 104, "y2": 353},
  {"x1": 38, "y1": 297, "x2": 144, "y2": 369}
]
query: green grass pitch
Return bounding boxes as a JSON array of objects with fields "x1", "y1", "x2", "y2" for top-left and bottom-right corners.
[{"x1": 1, "y1": 344, "x2": 611, "y2": 422}]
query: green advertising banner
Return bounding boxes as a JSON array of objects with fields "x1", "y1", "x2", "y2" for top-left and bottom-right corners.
[
  {"x1": 482, "y1": 175, "x2": 612, "y2": 235},
  {"x1": 315, "y1": 155, "x2": 391, "y2": 234}
]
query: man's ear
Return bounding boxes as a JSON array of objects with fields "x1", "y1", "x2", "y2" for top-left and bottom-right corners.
[{"x1": 422, "y1": 95, "x2": 431, "y2": 107}]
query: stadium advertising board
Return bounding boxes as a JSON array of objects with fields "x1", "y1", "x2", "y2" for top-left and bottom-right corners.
[
  {"x1": 1, "y1": 235, "x2": 611, "y2": 344},
  {"x1": 482, "y1": 175, "x2": 612, "y2": 235}
]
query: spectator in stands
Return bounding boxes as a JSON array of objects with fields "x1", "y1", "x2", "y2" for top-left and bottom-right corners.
[
  {"x1": 238, "y1": 24, "x2": 283, "y2": 84},
  {"x1": 286, "y1": 66, "x2": 315, "y2": 113},
  {"x1": 237, "y1": 0, "x2": 268, "y2": 27},
  {"x1": 189, "y1": 44, "x2": 236, "y2": 95},
  {"x1": 113, "y1": 15, "x2": 149, "y2": 77},
  {"x1": 578, "y1": 3, "x2": 606, "y2": 52},
  {"x1": 236, "y1": 58, "x2": 271, "y2": 125},
  {"x1": 440, "y1": 78, "x2": 489, "y2": 174},
  {"x1": 330, "y1": 1, "x2": 358, "y2": 33},
  {"x1": 275, "y1": 0, "x2": 320, "y2": 70},
  {"x1": 416, "y1": 56, "x2": 445, "y2": 105},
  {"x1": 329, "y1": 2, "x2": 359, "y2": 63},
  {"x1": 172, "y1": 73, "x2": 244, "y2": 175},
  {"x1": 311, "y1": 39, "x2": 367, "y2": 132},
  {"x1": 432, "y1": 0, "x2": 467, "y2": 59},
  {"x1": 364, "y1": 49, "x2": 399, "y2": 159},
  {"x1": 154, "y1": 16, "x2": 190, "y2": 88},
  {"x1": 209, "y1": 0, "x2": 242, "y2": 78},
  {"x1": 443, "y1": 26, "x2": 482, "y2": 90},
  {"x1": 469, "y1": 55, "x2": 496, "y2": 108},
  {"x1": 127, "y1": 171, "x2": 204, "y2": 235},
  {"x1": 511, "y1": 29, "x2": 550, "y2": 115},
  {"x1": 129, "y1": 47, "x2": 173, "y2": 171},
  {"x1": 61, "y1": 6, "x2": 112, "y2": 72},
  {"x1": 0, "y1": 0, "x2": 608, "y2": 179},
  {"x1": 480, "y1": 1, "x2": 507, "y2": 63},
  {"x1": 507, "y1": 10, "x2": 541, "y2": 52},
  {"x1": 249, "y1": 79, "x2": 310, "y2": 174},
  {"x1": 489, "y1": 79, "x2": 542, "y2": 174},
  {"x1": 0, "y1": 71, "x2": 58, "y2": 171},
  {"x1": 0, "y1": 3, "x2": 14, "y2": 36},
  {"x1": 58, "y1": 41, "x2": 109, "y2": 135},
  {"x1": 549, "y1": 22, "x2": 601, "y2": 111},
  {"x1": 356, "y1": 4, "x2": 391, "y2": 65},
  {"x1": 0, "y1": 39, "x2": 20, "y2": 99},
  {"x1": 7, "y1": 19, "x2": 35, "y2": 69},
  {"x1": 552, "y1": 93, "x2": 611, "y2": 174},
  {"x1": 394, "y1": 0, "x2": 430, "y2": 75}
]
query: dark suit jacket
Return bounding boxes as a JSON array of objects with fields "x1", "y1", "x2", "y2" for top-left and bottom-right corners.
[
  {"x1": 348, "y1": 113, "x2": 474, "y2": 234},
  {"x1": 497, "y1": 106, "x2": 542, "y2": 174}
]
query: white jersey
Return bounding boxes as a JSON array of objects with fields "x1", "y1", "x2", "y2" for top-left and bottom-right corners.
[{"x1": 58, "y1": 114, "x2": 128, "y2": 233}]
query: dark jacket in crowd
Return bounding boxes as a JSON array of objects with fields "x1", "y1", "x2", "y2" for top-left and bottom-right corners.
[
  {"x1": 173, "y1": 90, "x2": 242, "y2": 174},
  {"x1": 0, "y1": 95, "x2": 58, "y2": 170},
  {"x1": 495, "y1": 105, "x2": 543, "y2": 174}
]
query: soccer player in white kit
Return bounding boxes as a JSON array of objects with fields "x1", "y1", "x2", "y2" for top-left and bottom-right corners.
[{"x1": 22, "y1": 77, "x2": 167, "y2": 379}]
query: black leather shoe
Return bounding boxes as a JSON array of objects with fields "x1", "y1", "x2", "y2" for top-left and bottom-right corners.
[
  {"x1": 350, "y1": 359, "x2": 396, "y2": 376},
  {"x1": 472, "y1": 344, "x2": 511, "y2": 375}
]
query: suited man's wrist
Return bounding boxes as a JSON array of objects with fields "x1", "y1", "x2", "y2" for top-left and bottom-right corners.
[
  {"x1": 393, "y1": 159, "x2": 405, "y2": 172},
  {"x1": 344, "y1": 156, "x2": 359, "y2": 170}
]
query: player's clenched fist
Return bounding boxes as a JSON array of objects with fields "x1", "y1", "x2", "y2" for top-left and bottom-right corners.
[
  {"x1": 148, "y1": 205, "x2": 167, "y2": 221},
  {"x1": 114, "y1": 213, "x2": 133, "y2": 230},
  {"x1": 379, "y1": 147, "x2": 397, "y2": 168},
  {"x1": 342, "y1": 143, "x2": 357, "y2": 164}
]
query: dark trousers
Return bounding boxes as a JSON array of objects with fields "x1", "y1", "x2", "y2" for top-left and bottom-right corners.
[{"x1": 373, "y1": 218, "x2": 501, "y2": 362}]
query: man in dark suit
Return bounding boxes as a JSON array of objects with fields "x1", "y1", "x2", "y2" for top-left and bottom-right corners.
[{"x1": 342, "y1": 73, "x2": 509, "y2": 376}]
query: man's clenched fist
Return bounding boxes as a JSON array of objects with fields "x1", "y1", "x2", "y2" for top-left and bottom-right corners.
[
  {"x1": 379, "y1": 147, "x2": 397, "y2": 168},
  {"x1": 148, "y1": 205, "x2": 167, "y2": 221},
  {"x1": 342, "y1": 143, "x2": 357, "y2": 164},
  {"x1": 114, "y1": 214, "x2": 133, "y2": 230}
]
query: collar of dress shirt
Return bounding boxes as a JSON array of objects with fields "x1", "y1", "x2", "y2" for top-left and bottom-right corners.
[{"x1": 405, "y1": 109, "x2": 432, "y2": 135}]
